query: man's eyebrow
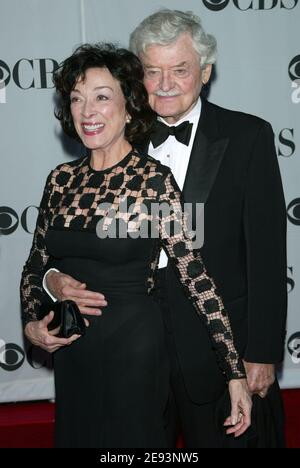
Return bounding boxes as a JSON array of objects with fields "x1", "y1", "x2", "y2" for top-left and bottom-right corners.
[
  {"x1": 172, "y1": 62, "x2": 188, "y2": 67},
  {"x1": 144, "y1": 61, "x2": 188, "y2": 68}
]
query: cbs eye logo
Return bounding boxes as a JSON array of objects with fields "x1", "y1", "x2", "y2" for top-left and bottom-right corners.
[
  {"x1": 0, "y1": 206, "x2": 38, "y2": 235},
  {"x1": 287, "y1": 332, "x2": 300, "y2": 364},
  {"x1": 287, "y1": 267, "x2": 295, "y2": 293},
  {"x1": 289, "y1": 55, "x2": 300, "y2": 104},
  {"x1": 202, "y1": 0, "x2": 230, "y2": 10},
  {"x1": 0, "y1": 340, "x2": 53, "y2": 371},
  {"x1": 0, "y1": 207, "x2": 19, "y2": 235},
  {"x1": 0, "y1": 343, "x2": 25, "y2": 371},
  {"x1": 0, "y1": 60, "x2": 10, "y2": 87},
  {"x1": 288, "y1": 55, "x2": 300, "y2": 82},
  {"x1": 287, "y1": 199, "x2": 300, "y2": 225}
]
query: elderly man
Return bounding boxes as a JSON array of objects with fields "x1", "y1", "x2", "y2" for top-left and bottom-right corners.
[{"x1": 44, "y1": 10, "x2": 286, "y2": 447}]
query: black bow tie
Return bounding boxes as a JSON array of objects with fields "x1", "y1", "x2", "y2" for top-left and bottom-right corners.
[{"x1": 150, "y1": 120, "x2": 193, "y2": 148}]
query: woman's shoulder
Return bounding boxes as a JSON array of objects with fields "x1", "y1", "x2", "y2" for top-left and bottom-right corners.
[
  {"x1": 47, "y1": 155, "x2": 88, "y2": 184},
  {"x1": 132, "y1": 149, "x2": 172, "y2": 178},
  {"x1": 52, "y1": 155, "x2": 88, "y2": 174}
]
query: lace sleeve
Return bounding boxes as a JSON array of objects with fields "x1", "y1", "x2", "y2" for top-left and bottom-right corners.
[
  {"x1": 20, "y1": 171, "x2": 53, "y2": 327},
  {"x1": 158, "y1": 171, "x2": 245, "y2": 381}
]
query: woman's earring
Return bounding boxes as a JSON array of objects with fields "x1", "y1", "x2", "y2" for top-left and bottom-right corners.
[{"x1": 126, "y1": 115, "x2": 131, "y2": 124}]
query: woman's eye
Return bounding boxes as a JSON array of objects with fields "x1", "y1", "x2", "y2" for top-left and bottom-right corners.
[
  {"x1": 97, "y1": 95, "x2": 108, "y2": 101},
  {"x1": 70, "y1": 96, "x2": 80, "y2": 103}
]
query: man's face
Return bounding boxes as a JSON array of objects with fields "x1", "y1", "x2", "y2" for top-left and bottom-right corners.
[{"x1": 140, "y1": 33, "x2": 212, "y2": 124}]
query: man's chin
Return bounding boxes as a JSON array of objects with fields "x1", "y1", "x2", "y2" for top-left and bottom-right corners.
[{"x1": 153, "y1": 104, "x2": 180, "y2": 118}]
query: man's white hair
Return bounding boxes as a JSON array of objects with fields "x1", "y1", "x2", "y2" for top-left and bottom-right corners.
[{"x1": 129, "y1": 9, "x2": 217, "y2": 68}]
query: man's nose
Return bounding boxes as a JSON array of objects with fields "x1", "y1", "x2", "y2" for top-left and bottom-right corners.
[{"x1": 160, "y1": 71, "x2": 174, "y2": 92}]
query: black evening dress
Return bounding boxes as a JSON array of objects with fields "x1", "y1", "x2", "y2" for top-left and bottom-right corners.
[{"x1": 20, "y1": 149, "x2": 245, "y2": 448}]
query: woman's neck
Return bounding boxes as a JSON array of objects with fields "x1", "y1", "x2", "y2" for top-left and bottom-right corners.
[{"x1": 90, "y1": 140, "x2": 132, "y2": 171}]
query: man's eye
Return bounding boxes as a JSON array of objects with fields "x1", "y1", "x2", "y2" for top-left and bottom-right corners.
[
  {"x1": 174, "y1": 69, "x2": 187, "y2": 76},
  {"x1": 146, "y1": 70, "x2": 159, "y2": 77}
]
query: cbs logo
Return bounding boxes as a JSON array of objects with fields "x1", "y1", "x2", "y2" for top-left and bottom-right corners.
[
  {"x1": 0, "y1": 206, "x2": 38, "y2": 235},
  {"x1": 288, "y1": 55, "x2": 300, "y2": 82},
  {"x1": 0, "y1": 340, "x2": 53, "y2": 371},
  {"x1": 202, "y1": 0, "x2": 298, "y2": 11},
  {"x1": 287, "y1": 267, "x2": 295, "y2": 293},
  {"x1": 277, "y1": 128, "x2": 296, "y2": 158},
  {"x1": 287, "y1": 199, "x2": 300, "y2": 226},
  {"x1": 0, "y1": 342, "x2": 25, "y2": 371},
  {"x1": 287, "y1": 332, "x2": 300, "y2": 364},
  {"x1": 288, "y1": 55, "x2": 300, "y2": 104},
  {"x1": 0, "y1": 58, "x2": 58, "y2": 90}
]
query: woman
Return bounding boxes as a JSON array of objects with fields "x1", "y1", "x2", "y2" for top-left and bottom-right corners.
[{"x1": 20, "y1": 43, "x2": 251, "y2": 448}]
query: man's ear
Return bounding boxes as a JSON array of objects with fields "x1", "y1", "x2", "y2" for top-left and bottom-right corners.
[{"x1": 202, "y1": 64, "x2": 212, "y2": 85}]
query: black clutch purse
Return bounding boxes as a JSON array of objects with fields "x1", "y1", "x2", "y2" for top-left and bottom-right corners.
[{"x1": 46, "y1": 300, "x2": 86, "y2": 338}]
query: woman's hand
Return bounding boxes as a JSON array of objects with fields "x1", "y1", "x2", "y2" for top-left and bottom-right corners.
[
  {"x1": 224, "y1": 378, "x2": 252, "y2": 437},
  {"x1": 24, "y1": 311, "x2": 81, "y2": 353}
]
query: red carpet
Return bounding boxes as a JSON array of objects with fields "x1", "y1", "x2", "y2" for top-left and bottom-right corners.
[
  {"x1": 0, "y1": 390, "x2": 299, "y2": 448},
  {"x1": 282, "y1": 389, "x2": 300, "y2": 449},
  {"x1": 0, "y1": 400, "x2": 54, "y2": 448}
]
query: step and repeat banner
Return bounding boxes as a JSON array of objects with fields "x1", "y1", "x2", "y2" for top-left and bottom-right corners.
[{"x1": 0, "y1": 0, "x2": 299, "y2": 402}]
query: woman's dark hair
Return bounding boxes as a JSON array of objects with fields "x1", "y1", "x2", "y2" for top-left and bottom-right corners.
[{"x1": 53, "y1": 43, "x2": 155, "y2": 143}]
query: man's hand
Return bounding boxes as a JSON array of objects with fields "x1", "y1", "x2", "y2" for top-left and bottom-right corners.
[
  {"x1": 243, "y1": 361, "x2": 275, "y2": 398},
  {"x1": 46, "y1": 271, "x2": 107, "y2": 316}
]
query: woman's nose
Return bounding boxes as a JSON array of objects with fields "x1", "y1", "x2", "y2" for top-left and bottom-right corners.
[{"x1": 81, "y1": 100, "x2": 96, "y2": 118}]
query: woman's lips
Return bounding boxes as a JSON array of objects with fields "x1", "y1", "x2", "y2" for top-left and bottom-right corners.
[{"x1": 81, "y1": 123, "x2": 105, "y2": 135}]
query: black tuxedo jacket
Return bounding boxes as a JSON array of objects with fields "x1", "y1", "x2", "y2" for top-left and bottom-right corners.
[{"x1": 137, "y1": 99, "x2": 287, "y2": 404}]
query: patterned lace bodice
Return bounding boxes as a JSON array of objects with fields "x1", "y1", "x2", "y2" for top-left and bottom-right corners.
[{"x1": 20, "y1": 150, "x2": 245, "y2": 380}]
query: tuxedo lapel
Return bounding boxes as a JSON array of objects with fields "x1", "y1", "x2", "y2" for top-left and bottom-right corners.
[
  {"x1": 183, "y1": 100, "x2": 229, "y2": 205},
  {"x1": 182, "y1": 131, "x2": 229, "y2": 204}
]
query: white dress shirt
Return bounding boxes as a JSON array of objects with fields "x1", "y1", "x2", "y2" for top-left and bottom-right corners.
[{"x1": 149, "y1": 98, "x2": 202, "y2": 269}]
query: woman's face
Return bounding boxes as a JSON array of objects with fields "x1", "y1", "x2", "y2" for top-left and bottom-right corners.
[{"x1": 70, "y1": 67, "x2": 128, "y2": 151}]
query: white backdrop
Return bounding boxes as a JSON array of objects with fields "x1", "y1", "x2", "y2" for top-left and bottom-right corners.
[{"x1": 0, "y1": 0, "x2": 299, "y2": 402}]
